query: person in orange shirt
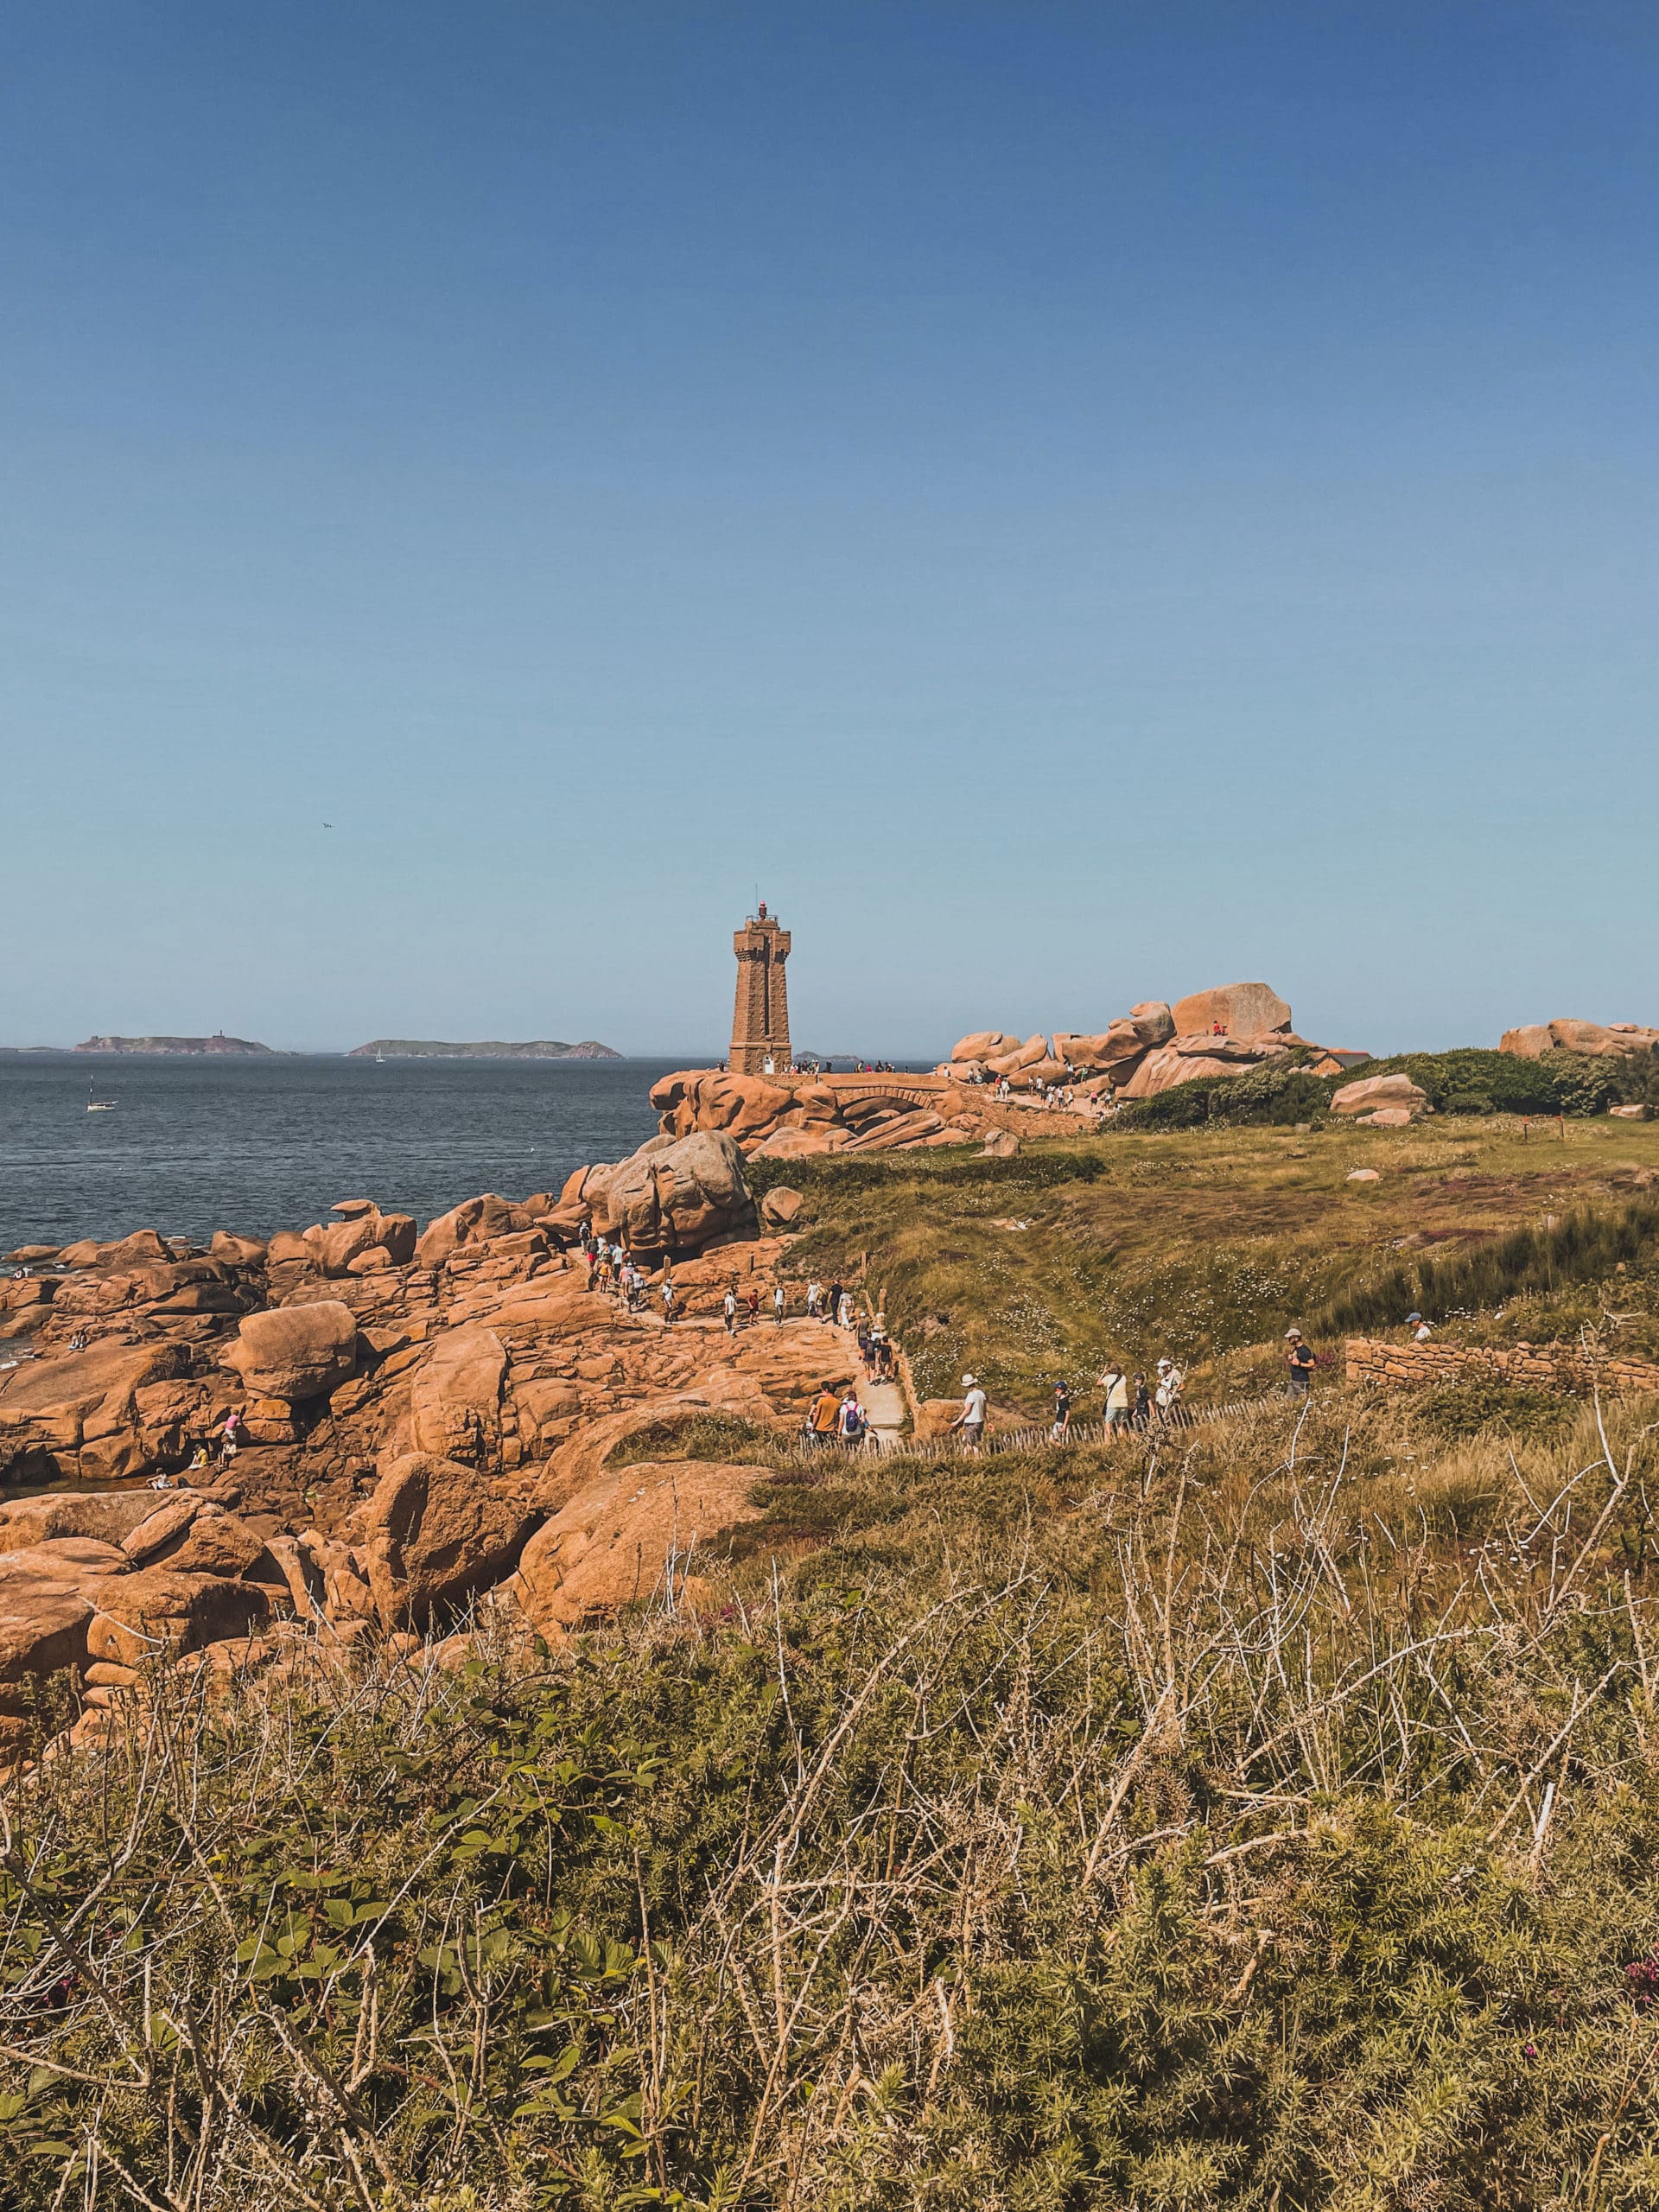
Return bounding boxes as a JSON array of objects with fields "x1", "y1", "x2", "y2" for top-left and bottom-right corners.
[{"x1": 808, "y1": 1383, "x2": 842, "y2": 1446}]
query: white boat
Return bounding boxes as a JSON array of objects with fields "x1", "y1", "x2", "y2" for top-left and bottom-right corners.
[{"x1": 86, "y1": 1084, "x2": 117, "y2": 1113}]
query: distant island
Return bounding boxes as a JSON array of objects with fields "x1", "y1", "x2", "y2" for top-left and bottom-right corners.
[
  {"x1": 74, "y1": 1033, "x2": 274, "y2": 1055},
  {"x1": 348, "y1": 1039, "x2": 622, "y2": 1060}
]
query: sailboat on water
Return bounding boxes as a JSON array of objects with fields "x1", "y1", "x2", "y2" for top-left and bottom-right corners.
[{"x1": 86, "y1": 1082, "x2": 117, "y2": 1113}]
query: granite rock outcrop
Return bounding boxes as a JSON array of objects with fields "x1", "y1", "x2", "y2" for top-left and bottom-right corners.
[
  {"x1": 1501, "y1": 1019, "x2": 1659, "y2": 1061},
  {"x1": 0, "y1": 1153, "x2": 872, "y2": 1770}
]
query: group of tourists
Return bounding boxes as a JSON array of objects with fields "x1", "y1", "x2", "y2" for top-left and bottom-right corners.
[
  {"x1": 804, "y1": 1380, "x2": 872, "y2": 1448},
  {"x1": 804, "y1": 1278, "x2": 855, "y2": 1329},
  {"x1": 721, "y1": 1278, "x2": 788, "y2": 1332},
  {"x1": 585, "y1": 1231, "x2": 652, "y2": 1313},
  {"x1": 1091, "y1": 1358, "x2": 1175, "y2": 1434},
  {"x1": 565, "y1": 1220, "x2": 1337, "y2": 1456},
  {"x1": 712, "y1": 1058, "x2": 899, "y2": 1077},
  {"x1": 855, "y1": 1312, "x2": 895, "y2": 1382}
]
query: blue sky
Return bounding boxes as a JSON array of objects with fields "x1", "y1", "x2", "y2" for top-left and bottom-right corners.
[{"x1": 3, "y1": 3, "x2": 1654, "y2": 1057}]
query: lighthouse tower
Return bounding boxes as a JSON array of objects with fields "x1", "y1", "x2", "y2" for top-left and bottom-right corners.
[{"x1": 729, "y1": 902, "x2": 791, "y2": 1075}]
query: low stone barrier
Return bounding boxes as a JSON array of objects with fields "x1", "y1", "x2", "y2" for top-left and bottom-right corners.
[{"x1": 1346, "y1": 1336, "x2": 1659, "y2": 1399}]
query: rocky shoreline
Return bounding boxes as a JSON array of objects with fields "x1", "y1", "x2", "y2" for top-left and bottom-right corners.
[{"x1": 0, "y1": 1126, "x2": 857, "y2": 1774}]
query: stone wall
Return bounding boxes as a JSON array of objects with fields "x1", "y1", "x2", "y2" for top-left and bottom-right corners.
[{"x1": 1346, "y1": 1336, "x2": 1659, "y2": 1399}]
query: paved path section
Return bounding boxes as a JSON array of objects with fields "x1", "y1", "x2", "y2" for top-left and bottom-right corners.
[{"x1": 824, "y1": 1318, "x2": 906, "y2": 1451}]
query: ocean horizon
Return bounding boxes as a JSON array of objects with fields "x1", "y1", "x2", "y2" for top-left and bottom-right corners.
[{"x1": 0, "y1": 1051, "x2": 939, "y2": 1252}]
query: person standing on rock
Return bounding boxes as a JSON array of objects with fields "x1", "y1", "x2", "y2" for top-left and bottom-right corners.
[
  {"x1": 773, "y1": 1281, "x2": 786, "y2": 1324},
  {"x1": 661, "y1": 1274, "x2": 676, "y2": 1326},
  {"x1": 722, "y1": 1286, "x2": 738, "y2": 1335},
  {"x1": 806, "y1": 1281, "x2": 822, "y2": 1319},
  {"x1": 1286, "y1": 1329, "x2": 1317, "y2": 1395},
  {"x1": 951, "y1": 1374, "x2": 988, "y2": 1453},
  {"x1": 747, "y1": 1284, "x2": 760, "y2": 1324}
]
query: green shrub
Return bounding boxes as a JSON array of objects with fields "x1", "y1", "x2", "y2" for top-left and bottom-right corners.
[
  {"x1": 1117, "y1": 1062, "x2": 1331, "y2": 1133},
  {"x1": 1549, "y1": 1054, "x2": 1624, "y2": 1119},
  {"x1": 1335, "y1": 1046, "x2": 1638, "y2": 1118},
  {"x1": 1441, "y1": 1089, "x2": 1496, "y2": 1116}
]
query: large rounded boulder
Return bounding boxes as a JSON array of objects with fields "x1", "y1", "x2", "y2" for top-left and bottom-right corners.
[
  {"x1": 598, "y1": 1131, "x2": 758, "y2": 1255},
  {"x1": 226, "y1": 1300, "x2": 359, "y2": 1402},
  {"x1": 1170, "y1": 982, "x2": 1292, "y2": 1039},
  {"x1": 350, "y1": 1454, "x2": 536, "y2": 1630},
  {"x1": 1331, "y1": 1072, "x2": 1429, "y2": 1120}
]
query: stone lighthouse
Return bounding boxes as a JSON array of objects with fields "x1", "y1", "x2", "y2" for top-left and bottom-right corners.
[{"x1": 729, "y1": 902, "x2": 791, "y2": 1075}]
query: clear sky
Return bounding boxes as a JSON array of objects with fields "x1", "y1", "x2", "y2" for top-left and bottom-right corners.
[{"x1": 3, "y1": 3, "x2": 1654, "y2": 1058}]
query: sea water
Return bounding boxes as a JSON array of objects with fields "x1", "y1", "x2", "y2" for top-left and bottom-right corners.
[{"x1": 0, "y1": 1054, "x2": 684, "y2": 1249}]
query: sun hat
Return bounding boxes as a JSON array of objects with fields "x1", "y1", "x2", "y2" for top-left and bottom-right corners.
[{"x1": 962, "y1": 1373, "x2": 978, "y2": 1387}]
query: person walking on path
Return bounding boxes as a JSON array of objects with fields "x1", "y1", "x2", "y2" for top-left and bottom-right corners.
[
  {"x1": 837, "y1": 1290, "x2": 855, "y2": 1330},
  {"x1": 747, "y1": 1285, "x2": 760, "y2": 1324},
  {"x1": 950, "y1": 1374, "x2": 988, "y2": 1453},
  {"x1": 838, "y1": 1389, "x2": 866, "y2": 1446},
  {"x1": 773, "y1": 1281, "x2": 786, "y2": 1324},
  {"x1": 722, "y1": 1287, "x2": 738, "y2": 1336},
  {"x1": 1154, "y1": 1357, "x2": 1184, "y2": 1426},
  {"x1": 806, "y1": 1281, "x2": 822, "y2": 1319},
  {"x1": 807, "y1": 1382, "x2": 842, "y2": 1448},
  {"x1": 825, "y1": 1279, "x2": 843, "y2": 1327},
  {"x1": 1286, "y1": 1328, "x2": 1317, "y2": 1395},
  {"x1": 1100, "y1": 1361, "x2": 1130, "y2": 1433},
  {"x1": 871, "y1": 1316, "x2": 892, "y2": 1381},
  {"x1": 1051, "y1": 1382, "x2": 1072, "y2": 1442}
]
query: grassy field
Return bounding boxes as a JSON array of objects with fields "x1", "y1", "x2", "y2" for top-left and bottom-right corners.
[{"x1": 754, "y1": 1113, "x2": 1659, "y2": 1413}]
